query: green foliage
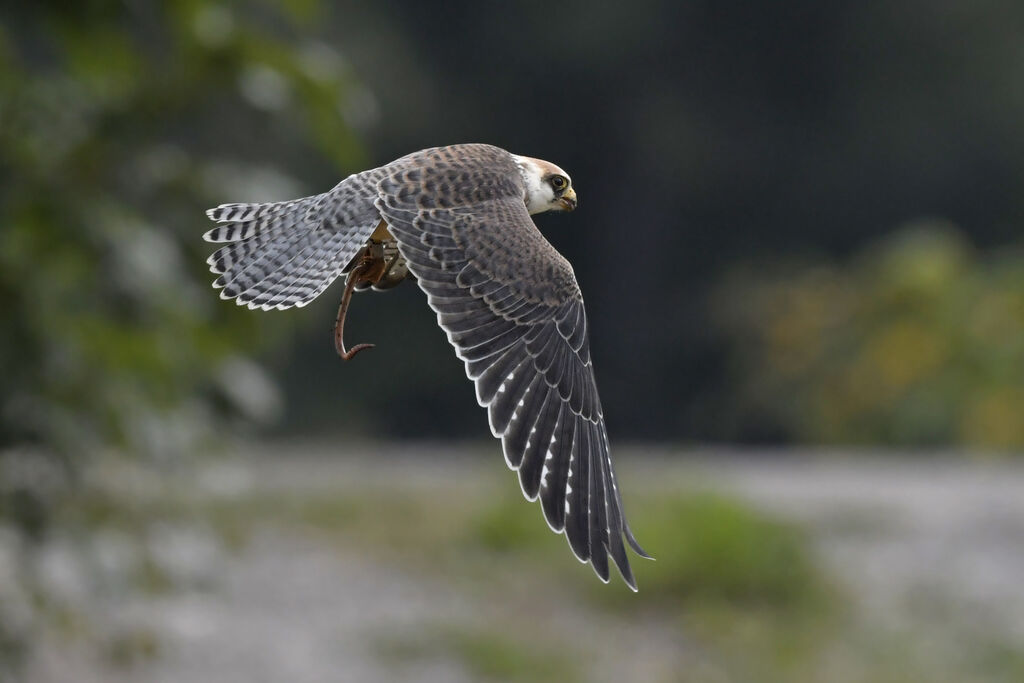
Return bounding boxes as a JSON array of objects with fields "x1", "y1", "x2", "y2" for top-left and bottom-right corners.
[
  {"x1": 469, "y1": 482, "x2": 827, "y2": 614},
  {"x1": 715, "y1": 223, "x2": 1024, "y2": 449},
  {"x1": 629, "y1": 493, "x2": 820, "y2": 606},
  {"x1": 580, "y1": 492, "x2": 827, "y2": 616},
  {"x1": 375, "y1": 625, "x2": 582, "y2": 683},
  {"x1": 440, "y1": 627, "x2": 581, "y2": 683},
  {"x1": 0, "y1": 2, "x2": 363, "y2": 463},
  {"x1": 0, "y1": 2, "x2": 365, "y2": 673},
  {"x1": 471, "y1": 493, "x2": 552, "y2": 554}
]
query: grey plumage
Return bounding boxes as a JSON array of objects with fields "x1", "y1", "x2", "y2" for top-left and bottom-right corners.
[
  {"x1": 204, "y1": 143, "x2": 649, "y2": 589},
  {"x1": 205, "y1": 170, "x2": 386, "y2": 310}
]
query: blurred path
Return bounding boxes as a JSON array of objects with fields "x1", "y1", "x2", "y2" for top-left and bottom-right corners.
[
  {"x1": 684, "y1": 453, "x2": 1024, "y2": 639},
  {"x1": 232, "y1": 443, "x2": 1024, "y2": 638},
  {"x1": 26, "y1": 528, "x2": 477, "y2": 683},
  {"x1": 22, "y1": 444, "x2": 1024, "y2": 682},
  {"x1": 194, "y1": 445, "x2": 1024, "y2": 655}
]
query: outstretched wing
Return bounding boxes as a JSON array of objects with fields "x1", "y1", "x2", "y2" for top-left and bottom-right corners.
[
  {"x1": 374, "y1": 145, "x2": 649, "y2": 589},
  {"x1": 203, "y1": 170, "x2": 385, "y2": 310}
]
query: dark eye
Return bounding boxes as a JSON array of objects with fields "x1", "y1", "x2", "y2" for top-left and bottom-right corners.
[{"x1": 551, "y1": 176, "x2": 567, "y2": 190}]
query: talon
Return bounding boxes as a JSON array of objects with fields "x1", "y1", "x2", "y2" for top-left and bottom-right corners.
[
  {"x1": 339, "y1": 341, "x2": 374, "y2": 360},
  {"x1": 333, "y1": 234, "x2": 409, "y2": 359},
  {"x1": 334, "y1": 259, "x2": 376, "y2": 361}
]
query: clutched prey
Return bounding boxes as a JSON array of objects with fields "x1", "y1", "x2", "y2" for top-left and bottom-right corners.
[{"x1": 333, "y1": 219, "x2": 410, "y2": 360}]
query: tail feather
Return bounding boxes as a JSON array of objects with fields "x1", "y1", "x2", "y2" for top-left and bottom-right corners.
[
  {"x1": 205, "y1": 199, "x2": 300, "y2": 225},
  {"x1": 208, "y1": 227, "x2": 285, "y2": 277},
  {"x1": 232, "y1": 229, "x2": 332, "y2": 308},
  {"x1": 202, "y1": 175, "x2": 381, "y2": 310},
  {"x1": 203, "y1": 221, "x2": 259, "y2": 244},
  {"x1": 217, "y1": 224, "x2": 315, "y2": 299},
  {"x1": 203, "y1": 199, "x2": 305, "y2": 242},
  {"x1": 252, "y1": 232, "x2": 357, "y2": 310}
]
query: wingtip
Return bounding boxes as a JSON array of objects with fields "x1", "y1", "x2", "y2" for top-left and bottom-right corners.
[
  {"x1": 591, "y1": 555, "x2": 612, "y2": 586},
  {"x1": 611, "y1": 555, "x2": 640, "y2": 592},
  {"x1": 625, "y1": 527, "x2": 654, "y2": 560}
]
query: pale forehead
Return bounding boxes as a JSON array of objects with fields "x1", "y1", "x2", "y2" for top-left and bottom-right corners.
[{"x1": 519, "y1": 156, "x2": 571, "y2": 180}]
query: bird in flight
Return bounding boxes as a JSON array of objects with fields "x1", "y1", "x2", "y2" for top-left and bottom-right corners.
[{"x1": 203, "y1": 144, "x2": 649, "y2": 588}]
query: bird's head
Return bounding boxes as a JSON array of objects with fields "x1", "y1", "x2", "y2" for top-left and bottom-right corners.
[{"x1": 512, "y1": 154, "x2": 577, "y2": 215}]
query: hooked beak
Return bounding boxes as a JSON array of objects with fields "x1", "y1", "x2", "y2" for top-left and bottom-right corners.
[{"x1": 559, "y1": 187, "x2": 578, "y2": 211}]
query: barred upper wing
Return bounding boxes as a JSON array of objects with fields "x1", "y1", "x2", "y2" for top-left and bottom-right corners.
[
  {"x1": 375, "y1": 148, "x2": 648, "y2": 589},
  {"x1": 203, "y1": 170, "x2": 385, "y2": 310}
]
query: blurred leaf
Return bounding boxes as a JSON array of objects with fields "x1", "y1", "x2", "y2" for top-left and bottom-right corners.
[
  {"x1": 0, "y1": 1, "x2": 365, "y2": 460},
  {"x1": 715, "y1": 222, "x2": 1024, "y2": 449},
  {"x1": 593, "y1": 492, "x2": 827, "y2": 611},
  {"x1": 0, "y1": 1, "x2": 366, "y2": 672}
]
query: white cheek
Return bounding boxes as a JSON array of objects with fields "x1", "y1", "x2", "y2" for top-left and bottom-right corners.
[
  {"x1": 538, "y1": 185, "x2": 555, "y2": 205},
  {"x1": 526, "y1": 181, "x2": 555, "y2": 213}
]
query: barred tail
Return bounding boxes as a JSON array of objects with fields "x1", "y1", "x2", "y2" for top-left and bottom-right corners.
[{"x1": 203, "y1": 177, "x2": 381, "y2": 311}]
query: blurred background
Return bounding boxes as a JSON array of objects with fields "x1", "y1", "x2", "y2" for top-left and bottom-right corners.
[{"x1": 3, "y1": 1, "x2": 1024, "y2": 681}]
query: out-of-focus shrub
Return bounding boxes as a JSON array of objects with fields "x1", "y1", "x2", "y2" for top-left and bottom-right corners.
[
  {"x1": 467, "y1": 484, "x2": 826, "y2": 617},
  {"x1": 714, "y1": 222, "x2": 1024, "y2": 449},
  {"x1": 0, "y1": 2, "x2": 364, "y2": 464},
  {"x1": 0, "y1": 1, "x2": 365, "y2": 671}
]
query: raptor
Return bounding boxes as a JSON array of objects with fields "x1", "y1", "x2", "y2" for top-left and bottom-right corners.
[{"x1": 204, "y1": 144, "x2": 649, "y2": 588}]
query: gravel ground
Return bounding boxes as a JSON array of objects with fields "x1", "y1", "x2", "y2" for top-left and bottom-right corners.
[
  {"x1": 27, "y1": 531, "x2": 475, "y2": 683},
  {"x1": 17, "y1": 444, "x2": 1024, "y2": 682},
  {"x1": 690, "y1": 453, "x2": 1024, "y2": 640}
]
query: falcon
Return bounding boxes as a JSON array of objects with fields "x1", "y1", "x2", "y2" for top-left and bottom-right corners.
[{"x1": 203, "y1": 144, "x2": 649, "y2": 588}]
